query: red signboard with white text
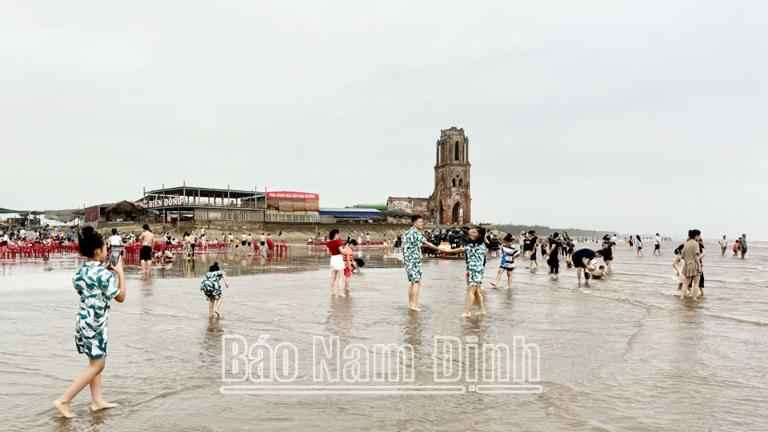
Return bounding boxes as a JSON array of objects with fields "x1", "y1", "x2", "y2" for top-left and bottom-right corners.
[{"x1": 266, "y1": 191, "x2": 319, "y2": 200}]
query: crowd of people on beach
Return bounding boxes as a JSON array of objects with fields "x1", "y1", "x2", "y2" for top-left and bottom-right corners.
[
  {"x1": 718, "y1": 234, "x2": 749, "y2": 258},
  {"x1": 319, "y1": 219, "x2": 630, "y2": 317},
  {"x1": 670, "y1": 232, "x2": 748, "y2": 300},
  {"x1": 0, "y1": 226, "x2": 78, "y2": 247},
  {"x1": 360, "y1": 222, "x2": 747, "y2": 315},
  {"x1": 75, "y1": 222, "x2": 752, "y2": 321},
  {"x1": 95, "y1": 226, "x2": 288, "y2": 274},
  {"x1": 49, "y1": 219, "x2": 752, "y2": 418}
]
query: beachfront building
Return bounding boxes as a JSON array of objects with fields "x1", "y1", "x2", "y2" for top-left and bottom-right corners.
[
  {"x1": 387, "y1": 127, "x2": 472, "y2": 225},
  {"x1": 84, "y1": 201, "x2": 145, "y2": 223},
  {"x1": 319, "y1": 208, "x2": 382, "y2": 223},
  {"x1": 0, "y1": 212, "x2": 24, "y2": 226},
  {"x1": 127, "y1": 185, "x2": 321, "y2": 223},
  {"x1": 259, "y1": 191, "x2": 320, "y2": 223},
  {"x1": 85, "y1": 185, "x2": 413, "y2": 226}
]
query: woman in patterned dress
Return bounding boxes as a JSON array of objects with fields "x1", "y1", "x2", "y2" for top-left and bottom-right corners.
[
  {"x1": 54, "y1": 227, "x2": 126, "y2": 418},
  {"x1": 450, "y1": 227, "x2": 488, "y2": 317},
  {"x1": 201, "y1": 262, "x2": 229, "y2": 318}
]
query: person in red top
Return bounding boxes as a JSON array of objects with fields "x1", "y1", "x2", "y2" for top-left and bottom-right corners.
[{"x1": 327, "y1": 229, "x2": 349, "y2": 296}]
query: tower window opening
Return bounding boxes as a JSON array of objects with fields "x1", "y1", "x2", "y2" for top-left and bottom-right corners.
[{"x1": 454, "y1": 141, "x2": 460, "y2": 161}]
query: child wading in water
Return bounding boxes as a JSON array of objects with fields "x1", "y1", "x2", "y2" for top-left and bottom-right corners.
[
  {"x1": 201, "y1": 262, "x2": 229, "y2": 318},
  {"x1": 343, "y1": 239, "x2": 360, "y2": 291},
  {"x1": 54, "y1": 227, "x2": 126, "y2": 418},
  {"x1": 490, "y1": 234, "x2": 519, "y2": 289},
  {"x1": 450, "y1": 227, "x2": 488, "y2": 317},
  {"x1": 672, "y1": 244, "x2": 686, "y2": 291}
]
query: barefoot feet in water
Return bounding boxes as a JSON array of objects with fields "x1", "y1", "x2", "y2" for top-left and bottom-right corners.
[
  {"x1": 91, "y1": 400, "x2": 119, "y2": 412},
  {"x1": 53, "y1": 399, "x2": 75, "y2": 418}
]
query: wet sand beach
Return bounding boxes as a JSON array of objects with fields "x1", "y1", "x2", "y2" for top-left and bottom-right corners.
[{"x1": 2, "y1": 241, "x2": 767, "y2": 431}]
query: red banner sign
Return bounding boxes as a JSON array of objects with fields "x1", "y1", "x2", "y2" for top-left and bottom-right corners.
[{"x1": 266, "y1": 191, "x2": 319, "y2": 200}]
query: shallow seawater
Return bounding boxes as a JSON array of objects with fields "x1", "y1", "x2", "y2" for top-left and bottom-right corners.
[{"x1": 1, "y1": 241, "x2": 767, "y2": 431}]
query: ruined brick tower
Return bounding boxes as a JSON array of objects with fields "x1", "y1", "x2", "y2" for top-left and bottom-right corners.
[{"x1": 431, "y1": 127, "x2": 471, "y2": 225}]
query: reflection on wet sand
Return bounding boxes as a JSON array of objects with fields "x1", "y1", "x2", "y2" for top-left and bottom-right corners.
[
  {"x1": 403, "y1": 312, "x2": 423, "y2": 350},
  {"x1": 118, "y1": 247, "x2": 405, "y2": 280},
  {"x1": 325, "y1": 296, "x2": 356, "y2": 340}
]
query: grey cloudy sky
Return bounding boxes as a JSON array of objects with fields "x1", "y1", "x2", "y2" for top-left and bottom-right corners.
[{"x1": 2, "y1": 1, "x2": 766, "y2": 239}]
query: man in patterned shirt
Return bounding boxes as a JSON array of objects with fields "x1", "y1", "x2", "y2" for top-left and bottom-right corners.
[{"x1": 403, "y1": 215, "x2": 442, "y2": 312}]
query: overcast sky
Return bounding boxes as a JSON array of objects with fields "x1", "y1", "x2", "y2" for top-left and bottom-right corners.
[{"x1": 2, "y1": 1, "x2": 766, "y2": 239}]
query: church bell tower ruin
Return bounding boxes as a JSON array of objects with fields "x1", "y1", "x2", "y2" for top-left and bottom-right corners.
[
  {"x1": 386, "y1": 127, "x2": 472, "y2": 226},
  {"x1": 430, "y1": 127, "x2": 471, "y2": 225}
]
